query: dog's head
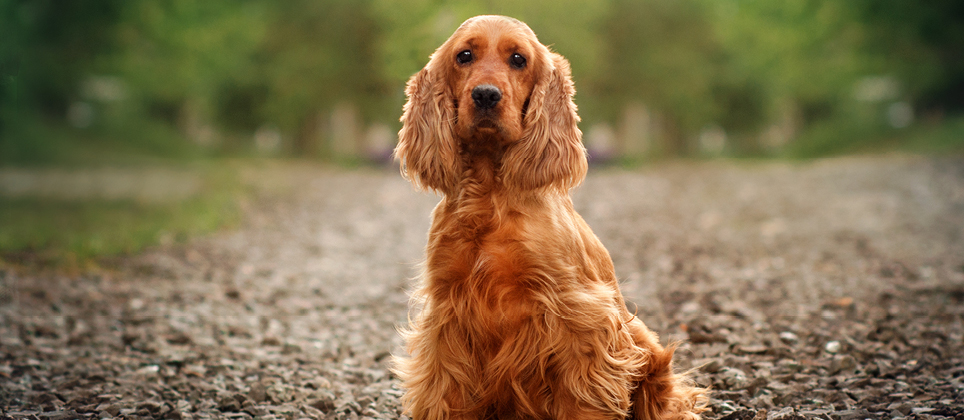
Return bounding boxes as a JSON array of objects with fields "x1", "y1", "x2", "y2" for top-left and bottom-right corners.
[{"x1": 395, "y1": 15, "x2": 587, "y2": 194}]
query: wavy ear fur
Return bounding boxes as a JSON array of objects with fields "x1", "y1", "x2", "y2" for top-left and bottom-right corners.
[
  {"x1": 394, "y1": 58, "x2": 460, "y2": 194},
  {"x1": 502, "y1": 50, "x2": 588, "y2": 191}
]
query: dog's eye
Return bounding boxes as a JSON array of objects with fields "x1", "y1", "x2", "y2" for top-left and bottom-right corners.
[
  {"x1": 509, "y1": 53, "x2": 527, "y2": 69},
  {"x1": 456, "y1": 50, "x2": 473, "y2": 65}
]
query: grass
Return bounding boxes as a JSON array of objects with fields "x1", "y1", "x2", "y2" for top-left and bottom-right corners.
[
  {"x1": 1, "y1": 114, "x2": 209, "y2": 168},
  {"x1": 0, "y1": 164, "x2": 244, "y2": 270},
  {"x1": 896, "y1": 116, "x2": 964, "y2": 155},
  {"x1": 784, "y1": 115, "x2": 964, "y2": 159},
  {"x1": 0, "y1": 114, "x2": 246, "y2": 270}
]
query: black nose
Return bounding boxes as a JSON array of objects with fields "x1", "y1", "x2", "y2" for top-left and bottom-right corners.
[{"x1": 471, "y1": 84, "x2": 502, "y2": 110}]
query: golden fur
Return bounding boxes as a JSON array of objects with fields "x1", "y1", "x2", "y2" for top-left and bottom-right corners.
[{"x1": 393, "y1": 15, "x2": 708, "y2": 420}]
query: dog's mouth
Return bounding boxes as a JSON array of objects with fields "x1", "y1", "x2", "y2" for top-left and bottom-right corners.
[
  {"x1": 470, "y1": 116, "x2": 504, "y2": 135},
  {"x1": 475, "y1": 119, "x2": 498, "y2": 129}
]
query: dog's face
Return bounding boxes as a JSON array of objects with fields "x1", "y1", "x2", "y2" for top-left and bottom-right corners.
[{"x1": 444, "y1": 16, "x2": 541, "y2": 144}]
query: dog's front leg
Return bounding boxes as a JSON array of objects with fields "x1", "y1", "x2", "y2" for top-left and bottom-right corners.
[{"x1": 396, "y1": 318, "x2": 482, "y2": 420}]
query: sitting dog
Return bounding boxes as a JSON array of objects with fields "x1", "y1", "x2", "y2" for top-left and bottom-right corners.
[{"x1": 392, "y1": 15, "x2": 707, "y2": 420}]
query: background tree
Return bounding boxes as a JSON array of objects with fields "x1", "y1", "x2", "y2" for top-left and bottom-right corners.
[
  {"x1": 589, "y1": 0, "x2": 721, "y2": 156},
  {"x1": 848, "y1": 0, "x2": 964, "y2": 115},
  {"x1": 111, "y1": 0, "x2": 267, "y2": 146},
  {"x1": 257, "y1": 0, "x2": 386, "y2": 156}
]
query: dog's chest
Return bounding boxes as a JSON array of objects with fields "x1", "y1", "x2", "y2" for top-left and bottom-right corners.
[
  {"x1": 432, "y1": 234, "x2": 541, "y2": 332},
  {"x1": 428, "y1": 196, "x2": 559, "y2": 339}
]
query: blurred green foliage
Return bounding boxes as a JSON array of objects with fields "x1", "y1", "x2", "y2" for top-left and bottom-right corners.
[{"x1": 1, "y1": 0, "x2": 963, "y2": 164}]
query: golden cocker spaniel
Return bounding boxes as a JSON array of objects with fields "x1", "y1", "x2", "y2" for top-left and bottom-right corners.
[{"x1": 393, "y1": 15, "x2": 708, "y2": 420}]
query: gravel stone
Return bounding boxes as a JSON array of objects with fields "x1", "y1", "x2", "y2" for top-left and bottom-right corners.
[
  {"x1": 829, "y1": 354, "x2": 859, "y2": 375},
  {"x1": 777, "y1": 332, "x2": 798, "y2": 344}
]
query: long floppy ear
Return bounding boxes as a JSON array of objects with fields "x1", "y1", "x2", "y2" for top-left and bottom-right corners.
[
  {"x1": 394, "y1": 59, "x2": 460, "y2": 194},
  {"x1": 502, "y1": 51, "x2": 588, "y2": 191}
]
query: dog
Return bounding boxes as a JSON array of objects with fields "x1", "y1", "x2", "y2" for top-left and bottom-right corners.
[{"x1": 392, "y1": 15, "x2": 707, "y2": 420}]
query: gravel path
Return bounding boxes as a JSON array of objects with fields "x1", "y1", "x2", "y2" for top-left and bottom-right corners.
[{"x1": 1, "y1": 156, "x2": 963, "y2": 420}]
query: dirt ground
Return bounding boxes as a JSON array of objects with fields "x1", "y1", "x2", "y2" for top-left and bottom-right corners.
[{"x1": 1, "y1": 156, "x2": 963, "y2": 420}]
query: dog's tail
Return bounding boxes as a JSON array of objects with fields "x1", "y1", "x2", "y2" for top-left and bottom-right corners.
[{"x1": 630, "y1": 341, "x2": 709, "y2": 420}]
